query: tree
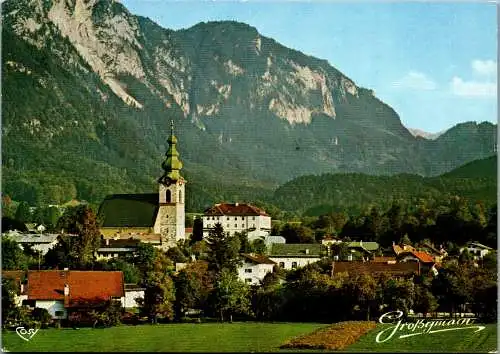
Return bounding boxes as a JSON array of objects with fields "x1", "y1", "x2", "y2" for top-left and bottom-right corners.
[
  {"x1": 190, "y1": 217, "x2": 204, "y2": 244},
  {"x1": 130, "y1": 243, "x2": 156, "y2": 277},
  {"x1": 139, "y1": 252, "x2": 176, "y2": 323},
  {"x1": 250, "y1": 238, "x2": 267, "y2": 254},
  {"x1": 280, "y1": 224, "x2": 315, "y2": 244},
  {"x1": 2, "y1": 278, "x2": 28, "y2": 328},
  {"x1": 2, "y1": 195, "x2": 16, "y2": 219},
  {"x1": 205, "y1": 223, "x2": 241, "y2": 274},
  {"x1": 15, "y1": 201, "x2": 31, "y2": 224},
  {"x1": 174, "y1": 260, "x2": 214, "y2": 319},
  {"x1": 211, "y1": 268, "x2": 251, "y2": 322},
  {"x1": 88, "y1": 300, "x2": 123, "y2": 328},
  {"x1": 44, "y1": 206, "x2": 61, "y2": 231},
  {"x1": 413, "y1": 283, "x2": 438, "y2": 318},
  {"x1": 56, "y1": 205, "x2": 101, "y2": 268},
  {"x1": 343, "y1": 274, "x2": 377, "y2": 320},
  {"x1": 382, "y1": 278, "x2": 415, "y2": 316},
  {"x1": 1, "y1": 237, "x2": 28, "y2": 270},
  {"x1": 102, "y1": 258, "x2": 140, "y2": 284}
]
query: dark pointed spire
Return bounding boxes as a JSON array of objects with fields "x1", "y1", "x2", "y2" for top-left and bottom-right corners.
[{"x1": 159, "y1": 119, "x2": 183, "y2": 184}]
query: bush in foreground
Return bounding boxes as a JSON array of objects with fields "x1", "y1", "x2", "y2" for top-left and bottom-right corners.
[{"x1": 280, "y1": 321, "x2": 377, "y2": 350}]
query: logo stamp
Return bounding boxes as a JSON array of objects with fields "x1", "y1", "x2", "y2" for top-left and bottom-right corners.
[
  {"x1": 15, "y1": 327, "x2": 39, "y2": 342},
  {"x1": 375, "y1": 311, "x2": 485, "y2": 343}
]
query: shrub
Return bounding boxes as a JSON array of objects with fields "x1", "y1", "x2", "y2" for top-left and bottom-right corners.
[
  {"x1": 31, "y1": 308, "x2": 52, "y2": 328},
  {"x1": 281, "y1": 321, "x2": 377, "y2": 350}
]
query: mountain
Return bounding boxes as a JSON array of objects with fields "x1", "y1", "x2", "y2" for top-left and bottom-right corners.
[
  {"x1": 1, "y1": 0, "x2": 496, "y2": 212},
  {"x1": 442, "y1": 155, "x2": 497, "y2": 179},
  {"x1": 407, "y1": 128, "x2": 443, "y2": 140},
  {"x1": 270, "y1": 155, "x2": 497, "y2": 216}
]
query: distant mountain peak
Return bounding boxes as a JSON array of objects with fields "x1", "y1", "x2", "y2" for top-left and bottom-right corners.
[{"x1": 407, "y1": 128, "x2": 443, "y2": 140}]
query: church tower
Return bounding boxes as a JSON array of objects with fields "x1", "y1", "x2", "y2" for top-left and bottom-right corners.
[{"x1": 154, "y1": 120, "x2": 186, "y2": 250}]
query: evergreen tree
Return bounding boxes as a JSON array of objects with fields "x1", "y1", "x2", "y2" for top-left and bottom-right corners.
[
  {"x1": 205, "y1": 223, "x2": 241, "y2": 274},
  {"x1": 15, "y1": 201, "x2": 31, "y2": 224}
]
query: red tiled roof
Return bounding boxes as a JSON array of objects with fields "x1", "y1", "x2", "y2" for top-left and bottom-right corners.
[
  {"x1": 204, "y1": 203, "x2": 268, "y2": 216},
  {"x1": 241, "y1": 253, "x2": 276, "y2": 265},
  {"x1": 27, "y1": 271, "x2": 124, "y2": 307},
  {"x1": 411, "y1": 251, "x2": 435, "y2": 263},
  {"x1": 331, "y1": 261, "x2": 420, "y2": 277}
]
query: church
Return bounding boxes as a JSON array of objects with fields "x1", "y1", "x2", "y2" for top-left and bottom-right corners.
[{"x1": 97, "y1": 121, "x2": 186, "y2": 251}]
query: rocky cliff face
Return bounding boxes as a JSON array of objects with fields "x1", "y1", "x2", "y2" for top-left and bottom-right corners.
[{"x1": 1, "y1": 0, "x2": 496, "y2": 208}]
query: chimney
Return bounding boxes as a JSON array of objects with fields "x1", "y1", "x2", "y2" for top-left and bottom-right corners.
[
  {"x1": 64, "y1": 283, "x2": 70, "y2": 296},
  {"x1": 235, "y1": 202, "x2": 239, "y2": 207}
]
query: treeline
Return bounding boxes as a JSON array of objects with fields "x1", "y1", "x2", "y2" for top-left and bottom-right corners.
[{"x1": 271, "y1": 156, "x2": 496, "y2": 216}]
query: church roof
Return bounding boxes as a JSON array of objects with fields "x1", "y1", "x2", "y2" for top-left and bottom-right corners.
[{"x1": 98, "y1": 194, "x2": 159, "y2": 228}]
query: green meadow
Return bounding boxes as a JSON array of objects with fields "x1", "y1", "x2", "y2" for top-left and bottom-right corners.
[
  {"x1": 346, "y1": 323, "x2": 497, "y2": 353},
  {"x1": 2, "y1": 322, "x2": 496, "y2": 352}
]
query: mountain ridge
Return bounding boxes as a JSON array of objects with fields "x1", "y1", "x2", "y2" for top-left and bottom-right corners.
[{"x1": 1, "y1": 0, "x2": 496, "y2": 211}]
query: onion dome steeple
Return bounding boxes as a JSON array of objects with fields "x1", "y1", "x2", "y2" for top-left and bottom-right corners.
[{"x1": 159, "y1": 120, "x2": 183, "y2": 184}]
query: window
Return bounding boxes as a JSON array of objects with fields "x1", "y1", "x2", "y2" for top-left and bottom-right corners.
[
  {"x1": 291, "y1": 262, "x2": 298, "y2": 269},
  {"x1": 347, "y1": 254, "x2": 353, "y2": 261},
  {"x1": 227, "y1": 224, "x2": 230, "y2": 228},
  {"x1": 245, "y1": 269, "x2": 252, "y2": 273},
  {"x1": 235, "y1": 224, "x2": 237, "y2": 228},
  {"x1": 235, "y1": 217, "x2": 237, "y2": 220},
  {"x1": 241, "y1": 225, "x2": 244, "y2": 228},
  {"x1": 252, "y1": 217, "x2": 255, "y2": 220},
  {"x1": 279, "y1": 262, "x2": 285, "y2": 268},
  {"x1": 55, "y1": 310, "x2": 64, "y2": 317},
  {"x1": 245, "y1": 278, "x2": 252, "y2": 283},
  {"x1": 241, "y1": 217, "x2": 244, "y2": 220},
  {"x1": 179, "y1": 190, "x2": 182, "y2": 203},
  {"x1": 227, "y1": 217, "x2": 230, "y2": 221},
  {"x1": 166, "y1": 190, "x2": 171, "y2": 203}
]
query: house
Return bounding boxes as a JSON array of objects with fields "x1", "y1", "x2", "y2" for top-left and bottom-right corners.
[
  {"x1": 2, "y1": 230, "x2": 61, "y2": 255},
  {"x1": 459, "y1": 241, "x2": 493, "y2": 260},
  {"x1": 95, "y1": 238, "x2": 140, "y2": 260},
  {"x1": 396, "y1": 250, "x2": 435, "y2": 273},
  {"x1": 238, "y1": 254, "x2": 276, "y2": 285},
  {"x1": 321, "y1": 236, "x2": 342, "y2": 247},
  {"x1": 98, "y1": 123, "x2": 187, "y2": 251},
  {"x1": 269, "y1": 244, "x2": 325, "y2": 270},
  {"x1": 25, "y1": 270, "x2": 125, "y2": 320},
  {"x1": 418, "y1": 243, "x2": 447, "y2": 262},
  {"x1": 392, "y1": 243, "x2": 415, "y2": 256},
  {"x1": 346, "y1": 241, "x2": 380, "y2": 260},
  {"x1": 122, "y1": 284, "x2": 145, "y2": 309},
  {"x1": 263, "y1": 235, "x2": 286, "y2": 251},
  {"x1": 202, "y1": 203, "x2": 271, "y2": 240},
  {"x1": 331, "y1": 261, "x2": 420, "y2": 279},
  {"x1": 371, "y1": 256, "x2": 396, "y2": 263}
]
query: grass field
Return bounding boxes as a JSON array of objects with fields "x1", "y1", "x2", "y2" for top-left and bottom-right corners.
[
  {"x1": 1, "y1": 322, "x2": 325, "y2": 352},
  {"x1": 346, "y1": 323, "x2": 497, "y2": 353},
  {"x1": 2, "y1": 322, "x2": 496, "y2": 352}
]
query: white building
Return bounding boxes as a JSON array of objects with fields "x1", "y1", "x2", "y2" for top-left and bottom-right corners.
[
  {"x1": 459, "y1": 241, "x2": 494, "y2": 260},
  {"x1": 269, "y1": 244, "x2": 325, "y2": 270},
  {"x1": 202, "y1": 203, "x2": 271, "y2": 239},
  {"x1": 122, "y1": 284, "x2": 145, "y2": 309},
  {"x1": 2, "y1": 230, "x2": 60, "y2": 255},
  {"x1": 237, "y1": 254, "x2": 276, "y2": 285}
]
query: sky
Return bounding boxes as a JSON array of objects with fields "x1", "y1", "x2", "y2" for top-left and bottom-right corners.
[{"x1": 120, "y1": 0, "x2": 497, "y2": 133}]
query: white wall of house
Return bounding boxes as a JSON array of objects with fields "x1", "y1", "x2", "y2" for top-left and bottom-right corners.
[
  {"x1": 459, "y1": 246, "x2": 490, "y2": 259},
  {"x1": 203, "y1": 214, "x2": 271, "y2": 237},
  {"x1": 269, "y1": 256, "x2": 321, "y2": 270},
  {"x1": 122, "y1": 291, "x2": 144, "y2": 308},
  {"x1": 237, "y1": 262, "x2": 274, "y2": 285},
  {"x1": 34, "y1": 300, "x2": 67, "y2": 319}
]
